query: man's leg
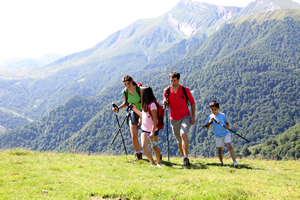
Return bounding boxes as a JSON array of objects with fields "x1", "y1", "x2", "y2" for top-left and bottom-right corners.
[
  {"x1": 178, "y1": 144, "x2": 184, "y2": 156},
  {"x1": 181, "y1": 133, "x2": 189, "y2": 157}
]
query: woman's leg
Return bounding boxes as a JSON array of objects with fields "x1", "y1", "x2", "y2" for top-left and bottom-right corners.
[
  {"x1": 130, "y1": 125, "x2": 141, "y2": 152},
  {"x1": 141, "y1": 132, "x2": 155, "y2": 164}
]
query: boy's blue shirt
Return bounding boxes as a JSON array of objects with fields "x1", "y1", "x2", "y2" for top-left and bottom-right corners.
[{"x1": 206, "y1": 112, "x2": 230, "y2": 138}]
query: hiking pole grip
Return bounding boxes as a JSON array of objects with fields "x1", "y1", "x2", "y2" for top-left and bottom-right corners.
[{"x1": 112, "y1": 103, "x2": 119, "y2": 112}]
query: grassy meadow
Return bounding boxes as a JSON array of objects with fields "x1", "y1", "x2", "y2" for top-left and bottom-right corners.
[{"x1": 0, "y1": 149, "x2": 299, "y2": 199}]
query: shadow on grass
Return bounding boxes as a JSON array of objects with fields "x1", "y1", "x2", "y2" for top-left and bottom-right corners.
[
  {"x1": 159, "y1": 160, "x2": 209, "y2": 170},
  {"x1": 206, "y1": 162, "x2": 263, "y2": 170}
]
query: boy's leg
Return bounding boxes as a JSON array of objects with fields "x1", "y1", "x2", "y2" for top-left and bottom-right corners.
[
  {"x1": 141, "y1": 132, "x2": 155, "y2": 165},
  {"x1": 215, "y1": 137, "x2": 225, "y2": 164},
  {"x1": 226, "y1": 142, "x2": 236, "y2": 162},
  {"x1": 224, "y1": 134, "x2": 237, "y2": 163},
  {"x1": 218, "y1": 147, "x2": 223, "y2": 164}
]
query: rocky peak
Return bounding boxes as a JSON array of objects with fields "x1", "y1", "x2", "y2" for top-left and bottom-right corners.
[{"x1": 168, "y1": 1, "x2": 241, "y2": 38}]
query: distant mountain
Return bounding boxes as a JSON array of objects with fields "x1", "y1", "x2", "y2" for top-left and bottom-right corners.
[
  {"x1": 228, "y1": 0, "x2": 300, "y2": 22},
  {"x1": 0, "y1": 58, "x2": 43, "y2": 70},
  {"x1": 0, "y1": 0, "x2": 299, "y2": 124},
  {"x1": 0, "y1": 54, "x2": 63, "y2": 70},
  {"x1": 36, "y1": 54, "x2": 64, "y2": 65},
  {"x1": 1, "y1": 10, "x2": 300, "y2": 157},
  {"x1": 0, "y1": 107, "x2": 32, "y2": 131},
  {"x1": 0, "y1": 0, "x2": 241, "y2": 120}
]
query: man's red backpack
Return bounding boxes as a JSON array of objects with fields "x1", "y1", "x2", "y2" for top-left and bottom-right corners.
[{"x1": 148, "y1": 101, "x2": 165, "y2": 130}]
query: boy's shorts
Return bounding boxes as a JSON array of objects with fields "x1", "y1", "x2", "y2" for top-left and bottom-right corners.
[
  {"x1": 215, "y1": 134, "x2": 231, "y2": 148},
  {"x1": 170, "y1": 115, "x2": 191, "y2": 144}
]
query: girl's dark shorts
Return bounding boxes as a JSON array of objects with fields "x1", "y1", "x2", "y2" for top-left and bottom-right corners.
[{"x1": 141, "y1": 130, "x2": 159, "y2": 136}]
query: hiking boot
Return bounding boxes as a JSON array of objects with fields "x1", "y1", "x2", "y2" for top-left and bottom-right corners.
[
  {"x1": 183, "y1": 157, "x2": 190, "y2": 166},
  {"x1": 133, "y1": 152, "x2": 143, "y2": 164}
]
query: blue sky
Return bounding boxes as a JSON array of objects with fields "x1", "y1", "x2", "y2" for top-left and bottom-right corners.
[{"x1": 0, "y1": 0, "x2": 299, "y2": 60}]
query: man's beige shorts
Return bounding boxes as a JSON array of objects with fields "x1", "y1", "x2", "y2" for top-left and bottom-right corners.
[{"x1": 170, "y1": 115, "x2": 191, "y2": 144}]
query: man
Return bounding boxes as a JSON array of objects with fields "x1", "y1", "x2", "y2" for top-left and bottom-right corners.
[{"x1": 163, "y1": 71, "x2": 196, "y2": 166}]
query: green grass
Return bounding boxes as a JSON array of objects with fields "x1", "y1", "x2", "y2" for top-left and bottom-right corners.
[{"x1": 0, "y1": 149, "x2": 299, "y2": 199}]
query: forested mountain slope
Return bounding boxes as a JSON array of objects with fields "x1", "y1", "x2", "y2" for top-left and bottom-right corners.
[
  {"x1": 0, "y1": 0, "x2": 285, "y2": 124},
  {"x1": 58, "y1": 16, "x2": 300, "y2": 156},
  {"x1": 250, "y1": 122, "x2": 300, "y2": 160},
  {"x1": 1, "y1": 13, "x2": 299, "y2": 157}
]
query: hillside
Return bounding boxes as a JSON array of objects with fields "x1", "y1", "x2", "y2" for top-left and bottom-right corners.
[
  {"x1": 0, "y1": 107, "x2": 32, "y2": 131},
  {"x1": 0, "y1": 0, "x2": 286, "y2": 122},
  {"x1": 1, "y1": 11, "x2": 300, "y2": 158},
  {"x1": 58, "y1": 14, "x2": 300, "y2": 156},
  {"x1": 250, "y1": 122, "x2": 300, "y2": 160}
]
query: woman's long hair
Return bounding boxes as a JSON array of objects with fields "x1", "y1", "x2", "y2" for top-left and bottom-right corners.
[
  {"x1": 141, "y1": 86, "x2": 157, "y2": 112},
  {"x1": 122, "y1": 74, "x2": 137, "y2": 86}
]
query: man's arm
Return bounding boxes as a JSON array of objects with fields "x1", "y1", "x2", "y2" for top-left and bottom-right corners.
[{"x1": 190, "y1": 103, "x2": 196, "y2": 125}]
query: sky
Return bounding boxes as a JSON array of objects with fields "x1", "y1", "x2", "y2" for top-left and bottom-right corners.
[{"x1": 0, "y1": 0, "x2": 299, "y2": 60}]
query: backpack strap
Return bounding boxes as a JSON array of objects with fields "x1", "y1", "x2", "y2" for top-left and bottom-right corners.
[
  {"x1": 123, "y1": 88, "x2": 129, "y2": 106},
  {"x1": 123, "y1": 85, "x2": 141, "y2": 106},
  {"x1": 166, "y1": 86, "x2": 170, "y2": 99},
  {"x1": 148, "y1": 101, "x2": 157, "y2": 119},
  {"x1": 136, "y1": 85, "x2": 141, "y2": 103},
  {"x1": 166, "y1": 85, "x2": 189, "y2": 106},
  {"x1": 182, "y1": 85, "x2": 190, "y2": 106}
]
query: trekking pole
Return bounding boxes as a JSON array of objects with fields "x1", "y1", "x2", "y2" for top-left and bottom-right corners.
[
  {"x1": 111, "y1": 104, "x2": 134, "y2": 145},
  {"x1": 164, "y1": 102, "x2": 170, "y2": 161},
  {"x1": 203, "y1": 119, "x2": 250, "y2": 143},
  {"x1": 111, "y1": 103, "x2": 128, "y2": 155}
]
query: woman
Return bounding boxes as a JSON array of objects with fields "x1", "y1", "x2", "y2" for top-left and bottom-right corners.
[
  {"x1": 112, "y1": 75, "x2": 143, "y2": 163},
  {"x1": 132, "y1": 86, "x2": 162, "y2": 167}
]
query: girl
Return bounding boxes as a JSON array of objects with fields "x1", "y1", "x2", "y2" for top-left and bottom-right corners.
[
  {"x1": 112, "y1": 75, "x2": 143, "y2": 163},
  {"x1": 132, "y1": 86, "x2": 162, "y2": 167}
]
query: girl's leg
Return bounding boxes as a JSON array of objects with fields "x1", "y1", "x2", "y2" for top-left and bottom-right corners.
[
  {"x1": 130, "y1": 125, "x2": 141, "y2": 152},
  {"x1": 218, "y1": 147, "x2": 223, "y2": 164},
  {"x1": 154, "y1": 135, "x2": 158, "y2": 143},
  {"x1": 152, "y1": 145, "x2": 161, "y2": 164},
  {"x1": 141, "y1": 132, "x2": 155, "y2": 164},
  {"x1": 226, "y1": 143, "x2": 236, "y2": 162}
]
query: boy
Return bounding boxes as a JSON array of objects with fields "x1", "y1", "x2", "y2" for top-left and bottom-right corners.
[{"x1": 205, "y1": 101, "x2": 238, "y2": 166}]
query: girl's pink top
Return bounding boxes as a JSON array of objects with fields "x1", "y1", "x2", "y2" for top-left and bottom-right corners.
[{"x1": 141, "y1": 102, "x2": 158, "y2": 132}]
